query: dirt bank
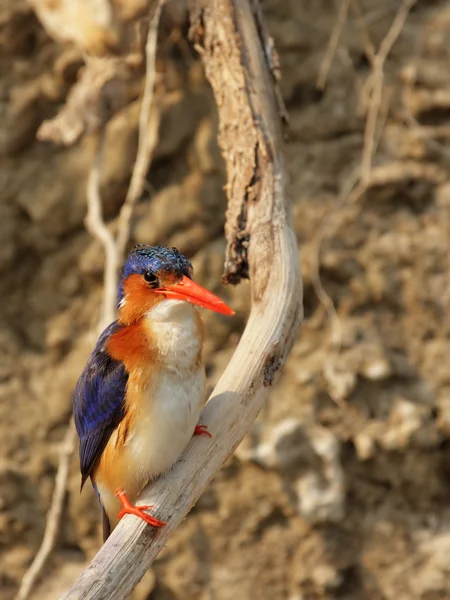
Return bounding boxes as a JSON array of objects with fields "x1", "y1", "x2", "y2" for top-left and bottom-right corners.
[{"x1": 1, "y1": 1, "x2": 450, "y2": 598}]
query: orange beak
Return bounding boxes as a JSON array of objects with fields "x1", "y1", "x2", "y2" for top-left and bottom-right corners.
[{"x1": 155, "y1": 275, "x2": 234, "y2": 316}]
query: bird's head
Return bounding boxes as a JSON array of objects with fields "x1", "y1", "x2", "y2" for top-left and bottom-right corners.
[{"x1": 117, "y1": 245, "x2": 234, "y2": 324}]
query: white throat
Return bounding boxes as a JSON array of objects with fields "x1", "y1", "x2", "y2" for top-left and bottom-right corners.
[{"x1": 145, "y1": 300, "x2": 201, "y2": 371}]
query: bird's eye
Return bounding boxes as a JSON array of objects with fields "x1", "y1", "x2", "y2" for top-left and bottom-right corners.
[{"x1": 143, "y1": 271, "x2": 159, "y2": 287}]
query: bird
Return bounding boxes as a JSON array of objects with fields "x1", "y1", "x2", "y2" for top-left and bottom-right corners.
[{"x1": 73, "y1": 245, "x2": 234, "y2": 540}]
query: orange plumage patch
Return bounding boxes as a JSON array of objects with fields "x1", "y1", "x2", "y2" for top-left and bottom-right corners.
[
  {"x1": 97, "y1": 322, "x2": 158, "y2": 497},
  {"x1": 106, "y1": 320, "x2": 154, "y2": 372},
  {"x1": 119, "y1": 274, "x2": 159, "y2": 325}
]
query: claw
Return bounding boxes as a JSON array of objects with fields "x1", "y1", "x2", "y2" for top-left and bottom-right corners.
[
  {"x1": 194, "y1": 424, "x2": 212, "y2": 438},
  {"x1": 115, "y1": 489, "x2": 166, "y2": 528}
]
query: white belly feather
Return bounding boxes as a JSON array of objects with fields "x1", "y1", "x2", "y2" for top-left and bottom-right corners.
[
  {"x1": 127, "y1": 367, "x2": 205, "y2": 480},
  {"x1": 125, "y1": 299, "x2": 205, "y2": 485}
]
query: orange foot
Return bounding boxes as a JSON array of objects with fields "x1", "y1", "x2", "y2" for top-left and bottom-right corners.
[
  {"x1": 115, "y1": 489, "x2": 166, "y2": 528},
  {"x1": 194, "y1": 424, "x2": 212, "y2": 438}
]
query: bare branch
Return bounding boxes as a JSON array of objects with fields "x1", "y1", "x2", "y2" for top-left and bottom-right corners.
[
  {"x1": 316, "y1": 0, "x2": 350, "y2": 90},
  {"x1": 85, "y1": 133, "x2": 119, "y2": 330},
  {"x1": 60, "y1": 1, "x2": 303, "y2": 598},
  {"x1": 361, "y1": 0, "x2": 417, "y2": 183},
  {"x1": 349, "y1": 0, "x2": 376, "y2": 66},
  {"x1": 14, "y1": 422, "x2": 77, "y2": 600},
  {"x1": 116, "y1": 1, "x2": 164, "y2": 265},
  {"x1": 37, "y1": 58, "x2": 140, "y2": 146}
]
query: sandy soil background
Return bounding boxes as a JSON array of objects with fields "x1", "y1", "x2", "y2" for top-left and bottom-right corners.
[{"x1": 1, "y1": 0, "x2": 450, "y2": 598}]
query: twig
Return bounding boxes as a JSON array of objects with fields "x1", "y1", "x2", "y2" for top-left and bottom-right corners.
[
  {"x1": 309, "y1": 173, "x2": 360, "y2": 349},
  {"x1": 60, "y1": 0, "x2": 303, "y2": 597},
  {"x1": 116, "y1": 1, "x2": 165, "y2": 265},
  {"x1": 14, "y1": 423, "x2": 77, "y2": 600},
  {"x1": 349, "y1": 0, "x2": 376, "y2": 66},
  {"x1": 361, "y1": 0, "x2": 417, "y2": 183},
  {"x1": 87, "y1": 2, "x2": 165, "y2": 328},
  {"x1": 308, "y1": 169, "x2": 362, "y2": 408},
  {"x1": 317, "y1": 0, "x2": 350, "y2": 90},
  {"x1": 85, "y1": 133, "x2": 119, "y2": 331}
]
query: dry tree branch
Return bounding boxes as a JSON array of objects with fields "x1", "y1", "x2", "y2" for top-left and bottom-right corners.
[
  {"x1": 317, "y1": 0, "x2": 350, "y2": 90},
  {"x1": 60, "y1": 1, "x2": 303, "y2": 598},
  {"x1": 308, "y1": 171, "x2": 361, "y2": 408},
  {"x1": 14, "y1": 423, "x2": 77, "y2": 600},
  {"x1": 361, "y1": 0, "x2": 417, "y2": 183},
  {"x1": 325, "y1": 0, "x2": 416, "y2": 204},
  {"x1": 37, "y1": 57, "x2": 141, "y2": 147},
  {"x1": 87, "y1": 1, "x2": 165, "y2": 328},
  {"x1": 349, "y1": 0, "x2": 376, "y2": 66},
  {"x1": 116, "y1": 0, "x2": 165, "y2": 265},
  {"x1": 85, "y1": 132, "x2": 119, "y2": 331}
]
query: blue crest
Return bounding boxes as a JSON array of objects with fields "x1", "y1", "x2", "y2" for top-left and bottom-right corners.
[{"x1": 118, "y1": 245, "x2": 193, "y2": 305}]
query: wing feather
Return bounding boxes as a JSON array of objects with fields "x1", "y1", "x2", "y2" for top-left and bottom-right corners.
[{"x1": 73, "y1": 322, "x2": 128, "y2": 488}]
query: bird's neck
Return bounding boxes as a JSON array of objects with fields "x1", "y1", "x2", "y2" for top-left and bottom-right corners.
[
  {"x1": 144, "y1": 300, "x2": 204, "y2": 372},
  {"x1": 108, "y1": 300, "x2": 204, "y2": 374}
]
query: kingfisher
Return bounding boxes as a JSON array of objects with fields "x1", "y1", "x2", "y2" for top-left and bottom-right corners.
[{"x1": 73, "y1": 245, "x2": 234, "y2": 540}]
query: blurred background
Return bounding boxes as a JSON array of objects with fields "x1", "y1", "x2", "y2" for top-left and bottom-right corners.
[{"x1": 2, "y1": 0, "x2": 450, "y2": 598}]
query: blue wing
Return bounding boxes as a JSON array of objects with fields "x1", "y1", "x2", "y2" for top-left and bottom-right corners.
[{"x1": 73, "y1": 321, "x2": 128, "y2": 489}]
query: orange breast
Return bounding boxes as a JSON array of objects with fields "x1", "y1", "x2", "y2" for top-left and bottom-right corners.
[
  {"x1": 94, "y1": 319, "x2": 158, "y2": 495},
  {"x1": 106, "y1": 319, "x2": 155, "y2": 372}
]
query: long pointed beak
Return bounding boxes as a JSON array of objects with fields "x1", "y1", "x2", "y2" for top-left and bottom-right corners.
[{"x1": 156, "y1": 275, "x2": 234, "y2": 315}]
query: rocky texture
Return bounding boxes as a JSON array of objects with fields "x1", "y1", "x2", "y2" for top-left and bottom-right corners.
[{"x1": 2, "y1": 1, "x2": 450, "y2": 599}]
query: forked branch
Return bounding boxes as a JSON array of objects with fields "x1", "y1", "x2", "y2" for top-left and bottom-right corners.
[{"x1": 61, "y1": 1, "x2": 302, "y2": 598}]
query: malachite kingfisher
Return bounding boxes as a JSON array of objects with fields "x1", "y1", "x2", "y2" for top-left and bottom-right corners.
[{"x1": 73, "y1": 245, "x2": 234, "y2": 540}]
